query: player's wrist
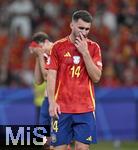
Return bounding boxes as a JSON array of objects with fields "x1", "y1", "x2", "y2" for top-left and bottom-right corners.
[
  {"x1": 82, "y1": 49, "x2": 89, "y2": 57},
  {"x1": 49, "y1": 100, "x2": 56, "y2": 106},
  {"x1": 37, "y1": 52, "x2": 43, "y2": 57}
]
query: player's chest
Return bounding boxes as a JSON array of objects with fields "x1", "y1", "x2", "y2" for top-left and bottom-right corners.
[{"x1": 58, "y1": 46, "x2": 84, "y2": 66}]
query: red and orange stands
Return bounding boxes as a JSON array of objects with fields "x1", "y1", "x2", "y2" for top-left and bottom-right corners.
[
  {"x1": 58, "y1": 15, "x2": 71, "y2": 39},
  {"x1": 100, "y1": 63, "x2": 121, "y2": 87},
  {"x1": 8, "y1": 36, "x2": 27, "y2": 72},
  {"x1": 0, "y1": 35, "x2": 8, "y2": 61},
  {"x1": 91, "y1": 25, "x2": 111, "y2": 51},
  {"x1": 25, "y1": 54, "x2": 35, "y2": 71}
]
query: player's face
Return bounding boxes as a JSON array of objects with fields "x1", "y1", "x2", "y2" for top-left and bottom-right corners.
[{"x1": 71, "y1": 19, "x2": 91, "y2": 39}]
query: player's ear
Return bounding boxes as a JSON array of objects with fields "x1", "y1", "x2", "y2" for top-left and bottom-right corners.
[{"x1": 70, "y1": 22, "x2": 73, "y2": 29}]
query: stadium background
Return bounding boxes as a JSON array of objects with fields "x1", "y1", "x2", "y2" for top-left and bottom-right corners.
[{"x1": 0, "y1": 0, "x2": 137, "y2": 149}]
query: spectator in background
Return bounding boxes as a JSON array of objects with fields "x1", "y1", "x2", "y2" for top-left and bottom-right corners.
[
  {"x1": 0, "y1": 0, "x2": 137, "y2": 87},
  {"x1": 7, "y1": 0, "x2": 34, "y2": 38},
  {"x1": 0, "y1": 25, "x2": 9, "y2": 85}
]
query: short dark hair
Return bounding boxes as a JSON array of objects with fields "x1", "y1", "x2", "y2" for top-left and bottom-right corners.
[
  {"x1": 72, "y1": 10, "x2": 93, "y2": 23},
  {"x1": 32, "y1": 32, "x2": 49, "y2": 43}
]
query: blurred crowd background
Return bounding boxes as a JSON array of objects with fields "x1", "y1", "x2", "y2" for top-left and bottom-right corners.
[{"x1": 0, "y1": 0, "x2": 137, "y2": 87}]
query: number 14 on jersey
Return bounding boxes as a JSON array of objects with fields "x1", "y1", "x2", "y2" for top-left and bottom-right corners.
[{"x1": 71, "y1": 66, "x2": 81, "y2": 78}]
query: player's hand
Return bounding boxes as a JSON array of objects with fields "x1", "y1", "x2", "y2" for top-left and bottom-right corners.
[
  {"x1": 29, "y1": 47, "x2": 38, "y2": 55},
  {"x1": 43, "y1": 40, "x2": 53, "y2": 55},
  {"x1": 29, "y1": 47, "x2": 44, "y2": 57},
  {"x1": 75, "y1": 32, "x2": 88, "y2": 55},
  {"x1": 49, "y1": 102, "x2": 61, "y2": 119}
]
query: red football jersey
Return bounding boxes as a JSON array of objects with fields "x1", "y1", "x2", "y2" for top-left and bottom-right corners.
[{"x1": 46, "y1": 37, "x2": 102, "y2": 113}]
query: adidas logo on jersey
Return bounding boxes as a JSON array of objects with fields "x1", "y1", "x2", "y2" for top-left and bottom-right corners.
[
  {"x1": 86, "y1": 136, "x2": 92, "y2": 141},
  {"x1": 64, "y1": 52, "x2": 71, "y2": 57}
]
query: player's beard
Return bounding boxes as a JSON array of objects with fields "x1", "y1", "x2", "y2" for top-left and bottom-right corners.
[{"x1": 73, "y1": 31, "x2": 79, "y2": 39}]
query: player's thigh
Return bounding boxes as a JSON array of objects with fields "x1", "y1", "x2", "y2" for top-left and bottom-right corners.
[
  {"x1": 54, "y1": 145, "x2": 68, "y2": 150},
  {"x1": 73, "y1": 112, "x2": 97, "y2": 144},
  {"x1": 75, "y1": 141, "x2": 89, "y2": 150},
  {"x1": 51, "y1": 113, "x2": 73, "y2": 146}
]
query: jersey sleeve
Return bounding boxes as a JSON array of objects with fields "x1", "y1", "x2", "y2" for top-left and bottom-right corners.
[
  {"x1": 93, "y1": 43, "x2": 103, "y2": 70},
  {"x1": 45, "y1": 44, "x2": 59, "y2": 70}
]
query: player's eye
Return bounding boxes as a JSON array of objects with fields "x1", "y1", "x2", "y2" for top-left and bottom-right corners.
[{"x1": 79, "y1": 27, "x2": 89, "y2": 31}]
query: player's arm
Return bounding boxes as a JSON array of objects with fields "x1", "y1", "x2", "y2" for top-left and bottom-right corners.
[
  {"x1": 34, "y1": 57, "x2": 44, "y2": 85},
  {"x1": 37, "y1": 41, "x2": 53, "y2": 82},
  {"x1": 82, "y1": 51, "x2": 102, "y2": 83},
  {"x1": 46, "y1": 44, "x2": 61, "y2": 118},
  {"x1": 47, "y1": 69, "x2": 60, "y2": 118},
  {"x1": 30, "y1": 46, "x2": 47, "y2": 84},
  {"x1": 75, "y1": 32, "x2": 102, "y2": 83},
  {"x1": 37, "y1": 53, "x2": 48, "y2": 82},
  {"x1": 30, "y1": 45, "x2": 48, "y2": 84}
]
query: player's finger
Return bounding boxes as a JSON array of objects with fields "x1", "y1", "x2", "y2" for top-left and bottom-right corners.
[
  {"x1": 57, "y1": 105, "x2": 61, "y2": 114},
  {"x1": 76, "y1": 37, "x2": 81, "y2": 42},
  {"x1": 74, "y1": 42, "x2": 79, "y2": 48},
  {"x1": 75, "y1": 43, "x2": 78, "y2": 48},
  {"x1": 49, "y1": 108, "x2": 54, "y2": 117},
  {"x1": 75, "y1": 39, "x2": 80, "y2": 46},
  {"x1": 54, "y1": 108, "x2": 59, "y2": 119},
  {"x1": 79, "y1": 32, "x2": 85, "y2": 40}
]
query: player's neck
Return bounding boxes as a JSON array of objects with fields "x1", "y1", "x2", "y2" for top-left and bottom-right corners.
[{"x1": 69, "y1": 34, "x2": 75, "y2": 44}]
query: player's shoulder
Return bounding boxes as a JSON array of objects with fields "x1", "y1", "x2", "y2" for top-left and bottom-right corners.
[
  {"x1": 87, "y1": 38, "x2": 100, "y2": 49},
  {"x1": 53, "y1": 37, "x2": 68, "y2": 46},
  {"x1": 50, "y1": 37, "x2": 68, "y2": 54}
]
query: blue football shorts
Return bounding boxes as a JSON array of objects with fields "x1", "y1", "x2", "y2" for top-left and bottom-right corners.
[
  {"x1": 39, "y1": 97, "x2": 51, "y2": 126},
  {"x1": 51, "y1": 112, "x2": 97, "y2": 146}
]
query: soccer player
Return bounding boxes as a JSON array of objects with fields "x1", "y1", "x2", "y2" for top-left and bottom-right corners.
[
  {"x1": 46, "y1": 10, "x2": 103, "y2": 150},
  {"x1": 30, "y1": 32, "x2": 72, "y2": 150},
  {"x1": 29, "y1": 32, "x2": 53, "y2": 149}
]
